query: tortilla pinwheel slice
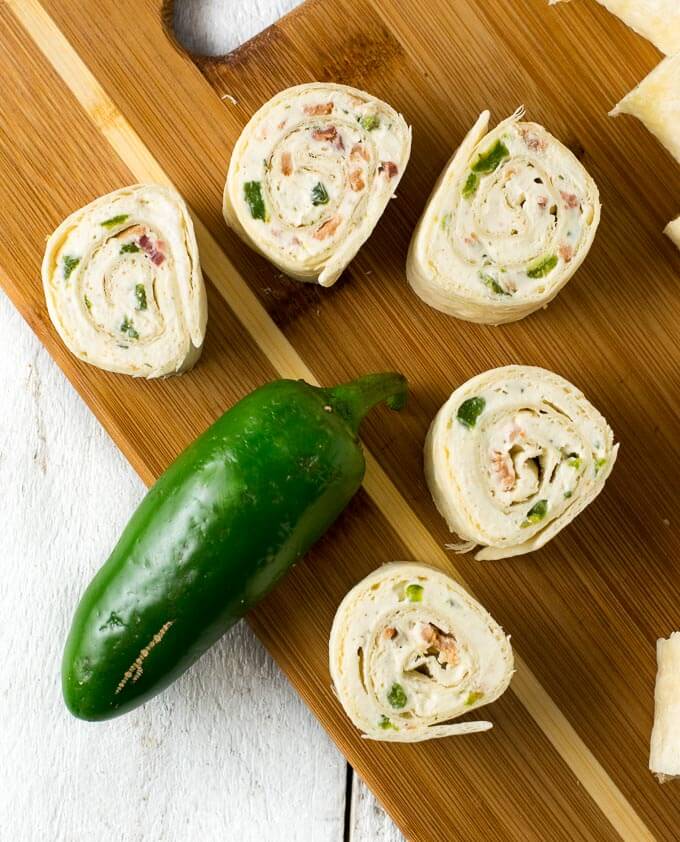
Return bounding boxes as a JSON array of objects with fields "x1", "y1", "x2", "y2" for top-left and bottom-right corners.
[
  {"x1": 42, "y1": 184, "x2": 207, "y2": 378},
  {"x1": 329, "y1": 562, "x2": 514, "y2": 742},
  {"x1": 223, "y1": 82, "x2": 411, "y2": 287},
  {"x1": 665, "y1": 216, "x2": 680, "y2": 251},
  {"x1": 407, "y1": 108, "x2": 600, "y2": 324},
  {"x1": 610, "y1": 53, "x2": 680, "y2": 166},
  {"x1": 425, "y1": 366, "x2": 618, "y2": 561},
  {"x1": 650, "y1": 632, "x2": 680, "y2": 783},
  {"x1": 549, "y1": 0, "x2": 679, "y2": 55}
]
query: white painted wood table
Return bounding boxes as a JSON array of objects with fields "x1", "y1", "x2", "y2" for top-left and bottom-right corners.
[{"x1": 0, "y1": 2, "x2": 402, "y2": 839}]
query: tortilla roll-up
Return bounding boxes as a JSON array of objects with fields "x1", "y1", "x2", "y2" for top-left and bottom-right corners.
[
  {"x1": 223, "y1": 83, "x2": 411, "y2": 287},
  {"x1": 329, "y1": 562, "x2": 513, "y2": 742},
  {"x1": 548, "y1": 0, "x2": 679, "y2": 55},
  {"x1": 42, "y1": 184, "x2": 207, "y2": 378},
  {"x1": 425, "y1": 366, "x2": 618, "y2": 561},
  {"x1": 665, "y1": 217, "x2": 680, "y2": 251},
  {"x1": 407, "y1": 108, "x2": 600, "y2": 324},
  {"x1": 610, "y1": 53, "x2": 680, "y2": 165},
  {"x1": 650, "y1": 632, "x2": 680, "y2": 782}
]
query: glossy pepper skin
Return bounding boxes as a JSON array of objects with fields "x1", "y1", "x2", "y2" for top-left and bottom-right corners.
[{"x1": 62, "y1": 372, "x2": 407, "y2": 720}]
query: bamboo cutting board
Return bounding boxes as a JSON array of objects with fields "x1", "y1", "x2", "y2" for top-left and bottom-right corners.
[{"x1": 1, "y1": 0, "x2": 679, "y2": 838}]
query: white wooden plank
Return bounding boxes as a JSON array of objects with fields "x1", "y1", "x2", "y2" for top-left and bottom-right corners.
[
  {"x1": 350, "y1": 774, "x2": 406, "y2": 842},
  {"x1": 0, "y1": 289, "x2": 346, "y2": 841}
]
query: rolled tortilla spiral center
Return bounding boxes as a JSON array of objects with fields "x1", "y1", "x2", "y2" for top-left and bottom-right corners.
[
  {"x1": 457, "y1": 157, "x2": 562, "y2": 271},
  {"x1": 85, "y1": 223, "x2": 168, "y2": 345}
]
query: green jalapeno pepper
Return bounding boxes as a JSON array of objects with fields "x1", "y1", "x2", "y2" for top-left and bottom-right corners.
[{"x1": 62, "y1": 372, "x2": 407, "y2": 720}]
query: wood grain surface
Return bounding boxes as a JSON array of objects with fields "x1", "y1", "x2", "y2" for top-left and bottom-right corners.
[{"x1": 1, "y1": 0, "x2": 679, "y2": 839}]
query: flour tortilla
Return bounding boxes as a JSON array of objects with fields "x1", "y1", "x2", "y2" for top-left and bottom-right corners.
[
  {"x1": 329, "y1": 562, "x2": 514, "y2": 741},
  {"x1": 425, "y1": 366, "x2": 618, "y2": 560},
  {"x1": 223, "y1": 82, "x2": 411, "y2": 287},
  {"x1": 406, "y1": 109, "x2": 600, "y2": 324},
  {"x1": 42, "y1": 184, "x2": 207, "y2": 378},
  {"x1": 650, "y1": 632, "x2": 680, "y2": 782}
]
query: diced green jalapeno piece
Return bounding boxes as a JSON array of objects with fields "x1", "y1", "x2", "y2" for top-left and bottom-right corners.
[
  {"x1": 120, "y1": 316, "x2": 139, "y2": 340},
  {"x1": 244, "y1": 180, "x2": 267, "y2": 221},
  {"x1": 471, "y1": 140, "x2": 509, "y2": 174},
  {"x1": 62, "y1": 255, "x2": 80, "y2": 280},
  {"x1": 135, "y1": 284, "x2": 148, "y2": 311},
  {"x1": 564, "y1": 490, "x2": 573, "y2": 499},
  {"x1": 567, "y1": 456, "x2": 581, "y2": 469},
  {"x1": 120, "y1": 242, "x2": 140, "y2": 254},
  {"x1": 360, "y1": 114, "x2": 380, "y2": 131},
  {"x1": 405, "y1": 583, "x2": 423, "y2": 602},
  {"x1": 387, "y1": 683, "x2": 407, "y2": 709},
  {"x1": 521, "y1": 499, "x2": 548, "y2": 528},
  {"x1": 526, "y1": 254, "x2": 558, "y2": 279},
  {"x1": 378, "y1": 715, "x2": 395, "y2": 730},
  {"x1": 595, "y1": 457, "x2": 607, "y2": 473},
  {"x1": 101, "y1": 214, "x2": 129, "y2": 228},
  {"x1": 457, "y1": 396, "x2": 486, "y2": 428},
  {"x1": 311, "y1": 182, "x2": 329, "y2": 206},
  {"x1": 466, "y1": 690, "x2": 484, "y2": 706},
  {"x1": 83, "y1": 295, "x2": 92, "y2": 310},
  {"x1": 440, "y1": 212, "x2": 451, "y2": 231},
  {"x1": 480, "y1": 272, "x2": 509, "y2": 296},
  {"x1": 462, "y1": 171, "x2": 478, "y2": 198}
]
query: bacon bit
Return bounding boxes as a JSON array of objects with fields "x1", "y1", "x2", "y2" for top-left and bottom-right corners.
[
  {"x1": 559, "y1": 243, "x2": 573, "y2": 262},
  {"x1": 304, "y1": 102, "x2": 334, "y2": 116},
  {"x1": 491, "y1": 450, "x2": 516, "y2": 491},
  {"x1": 463, "y1": 232, "x2": 479, "y2": 246},
  {"x1": 277, "y1": 119, "x2": 287, "y2": 130},
  {"x1": 379, "y1": 161, "x2": 398, "y2": 179},
  {"x1": 537, "y1": 196, "x2": 548, "y2": 209},
  {"x1": 437, "y1": 636, "x2": 458, "y2": 666},
  {"x1": 350, "y1": 143, "x2": 369, "y2": 162},
  {"x1": 334, "y1": 131, "x2": 345, "y2": 152},
  {"x1": 383, "y1": 627, "x2": 397, "y2": 639},
  {"x1": 349, "y1": 169, "x2": 365, "y2": 192},
  {"x1": 139, "y1": 233, "x2": 165, "y2": 266},
  {"x1": 419, "y1": 623, "x2": 436, "y2": 644},
  {"x1": 420, "y1": 623, "x2": 458, "y2": 666},
  {"x1": 281, "y1": 151, "x2": 293, "y2": 176},
  {"x1": 560, "y1": 191, "x2": 578, "y2": 209},
  {"x1": 520, "y1": 127, "x2": 547, "y2": 152},
  {"x1": 313, "y1": 215, "x2": 341, "y2": 240},
  {"x1": 312, "y1": 126, "x2": 337, "y2": 143},
  {"x1": 508, "y1": 423, "x2": 526, "y2": 443}
]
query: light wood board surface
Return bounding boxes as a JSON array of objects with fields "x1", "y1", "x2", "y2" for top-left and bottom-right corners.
[{"x1": 1, "y1": 0, "x2": 679, "y2": 839}]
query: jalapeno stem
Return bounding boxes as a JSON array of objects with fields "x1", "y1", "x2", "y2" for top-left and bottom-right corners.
[{"x1": 322, "y1": 372, "x2": 408, "y2": 435}]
